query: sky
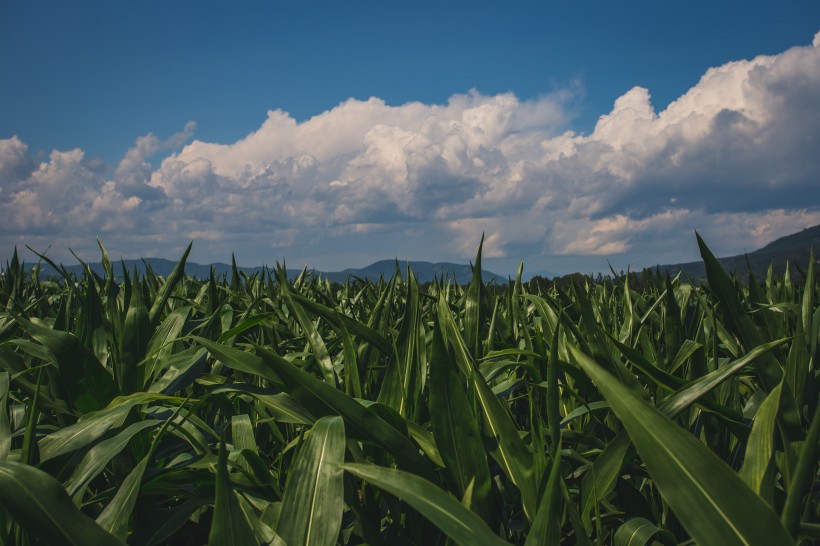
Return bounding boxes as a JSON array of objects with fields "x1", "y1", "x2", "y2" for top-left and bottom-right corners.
[{"x1": 2, "y1": 1, "x2": 820, "y2": 276}]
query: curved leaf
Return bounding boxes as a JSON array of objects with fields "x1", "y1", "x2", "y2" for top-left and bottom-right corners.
[
  {"x1": 278, "y1": 416, "x2": 345, "y2": 546},
  {"x1": 343, "y1": 462, "x2": 510, "y2": 546},
  {"x1": 570, "y1": 343, "x2": 795, "y2": 546},
  {"x1": 208, "y1": 436, "x2": 258, "y2": 546},
  {"x1": 0, "y1": 461, "x2": 124, "y2": 546},
  {"x1": 614, "y1": 517, "x2": 673, "y2": 546}
]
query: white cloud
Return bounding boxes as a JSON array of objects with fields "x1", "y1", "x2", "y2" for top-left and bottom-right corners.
[
  {"x1": 2, "y1": 33, "x2": 820, "y2": 273},
  {"x1": 0, "y1": 136, "x2": 33, "y2": 189}
]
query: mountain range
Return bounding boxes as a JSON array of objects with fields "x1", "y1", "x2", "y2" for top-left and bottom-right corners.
[
  {"x1": 15, "y1": 223, "x2": 820, "y2": 284},
  {"x1": 655, "y1": 224, "x2": 820, "y2": 280},
  {"x1": 27, "y1": 256, "x2": 508, "y2": 285}
]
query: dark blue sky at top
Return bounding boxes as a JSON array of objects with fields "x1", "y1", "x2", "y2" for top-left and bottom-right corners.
[{"x1": 2, "y1": 0, "x2": 818, "y2": 165}]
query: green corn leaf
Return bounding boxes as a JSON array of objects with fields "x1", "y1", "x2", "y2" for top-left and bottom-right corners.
[
  {"x1": 405, "y1": 419, "x2": 445, "y2": 467},
  {"x1": 546, "y1": 321, "x2": 562, "y2": 449},
  {"x1": 614, "y1": 517, "x2": 674, "y2": 546},
  {"x1": 739, "y1": 381, "x2": 782, "y2": 498},
  {"x1": 289, "y1": 292, "x2": 392, "y2": 355},
  {"x1": 570, "y1": 343, "x2": 795, "y2": 546},
  {"x1": 232, "y1": 414, "x2": 258, "y2": 474},
  {"x1": 120, "y1": 282, "x2": 150, "y2": 393},
  {"x1": 610, "y1": 334, "x2": 748, "y2": 437},
  {"x1": 232, "y1": 413, "x2": 258, "y2": 453},
  {"x1": 39, "y1": 401, "x2": 134, "y2": 462},
  {"x1": 149, "y1": 347, "x2": 208, "y2": 395},
  {"x1": 146, "y1": 305, "x2": 191, "y2": 359},
  {"x1": 0, "y1": 372, "x2": 9, "y2": 460},
  {"x1": 277, "y1": 416, "x2": 346, "y2": 546},
  {"x1": 438, "y1": 290, "x2": 473, "y2": 377},
  {"x1": 139, "y1": 499, "x2": 210, "y2": 546},
  {"x1": 781, "y1": 401, "x2": 820, "y2": 538},
  {"x1": 469, "y1": 354, "x2": 538, "y2": 522},
  {"x1": 251, "y1": 392, "x2": 316, "y2": 424},
  {"x1": 438, "y1": 294, "x2": 538, "y2": 521},
  {"x1": 96, "y1": 454, "x2": 150, "y2": 540},
  {"x1": 570, "y1": 281, "x2": 647, "y2": 397},
  {"x1": 66, "y1": 419, "x2": 161, "y2": 498},
  {"x1": 39, "y1": 393, "x2": 184, "y2": 462},
  {"x1": 208, "y1": 436, "x2": 258, "y2": 546},
  {"x1": 791, "y1": 249, "x2": 815, "y2": 408},
  {"x1": 580, "y1": 430, "x2": 631, "y2": 528},
  {"x1": 429, "y1": 314, "x2": 494, "y2": 524},
  {"x1": 15, "y1": 315, "x2": 119, "y2": 414},
  {"x1": 337, "y1": 317, "x2": 363, "y2": 399},
  {"x1": 525, "y1": 446, "x2": 564, "y2": 546},
  {"x1": 442, "y1": 293, "x2": 539, "y2": 513},
  {"x1": 663, "y1": 274, "x2": 684, "y2": 371},
  {"x1": 378, "y1": 267, "x2": 421, "y2": 417},
  {"x1": 464, "y1": 234, "x2": 487, "y2": 358},
  {"x1": 148, "y1": 241, "x2": 191, "y2": 327},
  {"x1": 282, "y1": 288, "x2": 336, "y2": 385},
  {"x1": 254, "y1": 344, "x2": 436, "y2": 480},
  {"x1": 697, "y1": 235, "x2": 804, "y2": 440},
  {"x1": 343, "y1": 462, "x2": 510, "y2": 546},
  {"x1": 0, "y1": 461, "x2": 124, "y2": 546},
  {"x1": 657, "y1": 337, "x2": 791, "y2": 418},
  {"x1": 21, "y1": 368, "x2": 41, "y2": 465},
  {"x1": 192, "y1": 336, "x2": 284, "y2": 389}
]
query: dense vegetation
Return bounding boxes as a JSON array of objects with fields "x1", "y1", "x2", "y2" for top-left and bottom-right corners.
[{"x1": 0, "y1": 235, "x2": 817, "y2": 545}]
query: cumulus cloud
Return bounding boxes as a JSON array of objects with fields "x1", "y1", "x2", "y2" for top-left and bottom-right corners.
[
  {"x1": 0, "y1": 137, "x2": 35, "y2": 189},
  {"x1": 0, "y1": 124, "x2": 195, "y2": 258},
  {"x1": 114, "y1": 121, "x2": 196, "y2": 202},
  {"x1": 2, "y1": 33, "x2": 820, "y2": 273}
]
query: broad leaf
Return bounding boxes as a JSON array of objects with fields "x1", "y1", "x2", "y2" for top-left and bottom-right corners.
[
  {"x1": 570, "y1": 343, "x2": 795, "y2": 546},
  {"x1": 277, "y1": 416, "x2": 346, "y2": 546},
  {"x1": 0, "y1": 461, "x2": 123, "y2": 545},
  {"x1": 343, "y1": 462, "x2": 510, "y2": 546}
]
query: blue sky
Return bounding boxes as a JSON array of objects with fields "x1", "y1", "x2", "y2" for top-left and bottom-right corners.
[{"x1": 2, "y1": 1, "x2": 820, "y2": 275}]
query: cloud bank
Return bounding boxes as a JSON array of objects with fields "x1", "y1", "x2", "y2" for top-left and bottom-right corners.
[{"x1": 2, "y1": 33, "x2": 820, "y2": 273}]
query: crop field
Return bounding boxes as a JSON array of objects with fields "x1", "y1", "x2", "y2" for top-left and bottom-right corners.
[{"x1": 0, "y1": 235, "x2": 817, "y2": 545}]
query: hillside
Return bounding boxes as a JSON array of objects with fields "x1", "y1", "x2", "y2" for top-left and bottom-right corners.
[
  {"x1": 26, "y1": 256, "x2": 506, "y2": 285},
  {"x1": 330, "y1": 259, "x2": 506, "y2": 284},
  {"x1": 656, "y1": 224, "x2": 820, "y2": 280}
]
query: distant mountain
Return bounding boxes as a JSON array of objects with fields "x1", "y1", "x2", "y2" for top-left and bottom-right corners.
[
  {"x1": 328, "y1": 260, "x2": 507, "y2": 284},
  {"x1": 656, "y1": 224, "x2": 820, "y2": 280},
  {"x1": 26, "y1": 256, "x2": 506, "y2": 285}
]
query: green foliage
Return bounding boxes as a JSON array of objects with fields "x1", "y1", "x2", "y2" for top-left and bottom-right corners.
[{"x1": 0, "y1": 235, "x2": 817, "y2": 544}]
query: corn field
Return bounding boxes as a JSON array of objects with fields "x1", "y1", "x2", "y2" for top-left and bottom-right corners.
[{"x1": 0, "y1": 234, "x2": 817, "y2": 545}]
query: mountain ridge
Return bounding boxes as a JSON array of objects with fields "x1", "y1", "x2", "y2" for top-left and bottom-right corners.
[
  {"x1": 12, "y1": 223, "x2": 820, "y2": 284},
  {"x1": 654, "y1": 224, "x2": 820, "y2": 280},
  {"x1": 23, "y1": 256, "x2": 508, "y2": 285}
]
